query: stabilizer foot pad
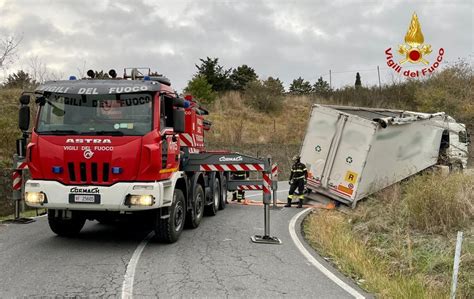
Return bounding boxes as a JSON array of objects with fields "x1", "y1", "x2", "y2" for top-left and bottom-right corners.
[
  {"x1": 250, "y1": 235, "x2": 282, "y2": 245},
  {"x1": 2, "y1": 218, "x2": 35, "y2": 224}
]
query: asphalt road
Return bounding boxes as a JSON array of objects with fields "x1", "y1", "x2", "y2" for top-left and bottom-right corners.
[{"x1": 0, "y1": 185, "x2": 367, "y2": 298}]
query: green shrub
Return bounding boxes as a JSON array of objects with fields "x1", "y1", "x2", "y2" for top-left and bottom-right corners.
[
  {"x1": 183, "y1": 75, "x2": 217, "y2": 105},
  {"x1": 0, "y1": 88, "x2": 23, "y2": 167},
  {"x1": 244, "y1": 79, "x2": 284, "y2": 113}
]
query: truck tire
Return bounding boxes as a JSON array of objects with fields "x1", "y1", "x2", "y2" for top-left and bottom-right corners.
[
  {"x1": 185, "y1": 184, "x2": 204, "y2": 229},
  {"x1": 155, "y1": 189, "x2": 185, "y2": 243},
  {"x1": 219, "y1": 176, "x2": 227, "y2": 210},
  {"x1": 205, "y1": 178, "x2": 220, "y2": 216},
  {"x1": 449, "y1": 161, "x2": 463, "y2": 173},
  {"x1": 96, "y1": 215, "x2": 116, "y2": 225},
  {"x1": 48, "y1": 209, "x2": 86, "y2": 237}
]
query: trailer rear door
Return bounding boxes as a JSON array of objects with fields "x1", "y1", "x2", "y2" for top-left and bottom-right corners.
[
  {"x1": 300, "y1": 106, "x2": 341, "y2": 188},
  {"x1": 301, "y1": 105, "x2": 376, "y2": 204},
  {"x1": 325, "y1": 117, "x2": 375, "y2": 202}
]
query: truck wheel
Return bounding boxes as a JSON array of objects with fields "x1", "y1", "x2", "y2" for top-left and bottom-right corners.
[
  {"x1": 155, "y1": 189, "x2": 185, "y2": 243},
  {"x1": 185, "y1": 184, "x2": 204, "y2": 229},
  {"x1": 449, "y1": 162, "x2": 463, "y2": 173},
  {"x1": 48, "y1": 209, "x2": 86, "y2": 237},
  {"x1": 219, "y1": 176, "x2": 227, "y2": 210},
  {"x1": 96, "y1": 215, "x2": 116, "y2": 225},
  {"x1": 205, "y1": 178, "x2": 220, "y2": 216}
]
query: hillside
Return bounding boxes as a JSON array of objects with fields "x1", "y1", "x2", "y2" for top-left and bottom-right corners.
[{"x1": 0, "y1": 63, "x2": 472, "y2": 216}]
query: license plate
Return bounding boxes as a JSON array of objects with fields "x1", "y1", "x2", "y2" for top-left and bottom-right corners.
[{"x1": 69, "y1": 194, "x2": 100, "y2": 204}]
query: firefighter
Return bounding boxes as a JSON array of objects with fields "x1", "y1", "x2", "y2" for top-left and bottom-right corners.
[
  {"x1": 285, "y1": 155, "x2": 307, "y2": 208},
  {"x1": 231, "y1": 171, "x2": 247, "y2": 202}
]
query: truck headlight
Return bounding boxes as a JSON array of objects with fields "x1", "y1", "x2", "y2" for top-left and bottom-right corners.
[
  {"x1": 25, "y1": 192, "x2": 46, "y2": 204},
  {"x1": 125, "y1": 195, "x2": 154, "y2": 206}
]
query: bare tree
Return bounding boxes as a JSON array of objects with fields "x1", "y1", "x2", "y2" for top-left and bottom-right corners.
[
  {"x1": 46, "y1": 70, "x2": 65, "y2": 81},
  {"x1": 0, "y1": 35, "x2": 22, "y2": 69},
  {"x1": 76, "y1": 60, "x2": 87, "y2": 79},
  {"x1": 28, "y1": 55, "x2": 67, "y2": 82},
  {"x1": 28, "y1": 55, "x2": 48, "y2": 83}
]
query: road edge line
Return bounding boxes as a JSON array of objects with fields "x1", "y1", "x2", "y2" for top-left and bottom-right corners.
[
  {"x1": 121, "y1": 231, "x2": 154, "y2": 299},
  {"x1": 289, "y1": 208, "x2": 365, "y2": 299}
]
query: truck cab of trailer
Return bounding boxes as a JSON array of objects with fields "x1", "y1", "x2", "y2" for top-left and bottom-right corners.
[
  {"x1": 18, "y1": 69, "x2": 221, "y2": 242},
  {"x1": 439, "y1": 116, "x2": 469, "y2": 170}
]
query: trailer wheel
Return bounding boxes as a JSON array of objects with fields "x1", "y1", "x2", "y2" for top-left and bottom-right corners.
[
  {"x1": 219, "y1": 176, "x2": 227, "y2": 210},
  {"x1": 48, "y1": 209, "x2": 86, "y2": 237},
  {"x1": 155, "y1": 189, "x2": 185, "y2": 243},
  {"x1": 205, "y1": 178, "x2": 220, "y2": 216},
  {"x1": 185, "y1": 184, "x2": 205, "y2": 229}
]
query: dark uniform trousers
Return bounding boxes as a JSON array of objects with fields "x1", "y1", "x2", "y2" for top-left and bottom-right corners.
[
  {"x1": 232, "y1": 172, "x2": 246, "y2": 202},
  {"x1": 286, "y1": 162, "x2": 307, "y2": 208}
]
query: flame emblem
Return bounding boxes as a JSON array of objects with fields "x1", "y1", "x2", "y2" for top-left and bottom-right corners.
[{"x1": 398, "y1": 12, "x2": 432, "y2": 65}]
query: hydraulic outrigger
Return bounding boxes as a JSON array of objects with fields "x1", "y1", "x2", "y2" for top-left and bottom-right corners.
[{"x1": 183, "y1": 152, "x2": 281, "y2": 244}]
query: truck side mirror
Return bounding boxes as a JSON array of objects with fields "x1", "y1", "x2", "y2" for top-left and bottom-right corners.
[
  {"x1": 19, "y1": 106, "x2": 30, "y2": 131},
  {"x1": 172, "y1": 108, "x2": 185, "y2": 133}
]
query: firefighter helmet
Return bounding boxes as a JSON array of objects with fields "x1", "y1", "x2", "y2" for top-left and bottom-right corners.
[{"x1": 292, "y1": 155, "x2": 300, "y2": 162}]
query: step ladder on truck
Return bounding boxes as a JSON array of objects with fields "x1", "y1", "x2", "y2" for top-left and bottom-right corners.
[{"x1": 13, "y1": 68, "x2": 279, "y2": 243}]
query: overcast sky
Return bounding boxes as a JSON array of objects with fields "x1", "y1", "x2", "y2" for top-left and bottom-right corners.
[{"x1": 0, "y1": 0, "x2": 472, "y2": 92}]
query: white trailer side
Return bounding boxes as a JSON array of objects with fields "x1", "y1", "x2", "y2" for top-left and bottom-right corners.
[{"x1": 301, "y1": 105, "x2": 448, "y2": 207}]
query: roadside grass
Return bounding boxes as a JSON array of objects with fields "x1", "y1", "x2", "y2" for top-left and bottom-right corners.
[{"x1": 304, "y1": 172, "x2": 474, "y2": 298}]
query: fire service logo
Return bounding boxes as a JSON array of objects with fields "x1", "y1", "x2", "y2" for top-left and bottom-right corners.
[
  {"x1": 385, "y1": 12, "x2": 444, "y2": 78},
  {"x1": 83, "y1": 149, "x2": 94, "y2": 159}
]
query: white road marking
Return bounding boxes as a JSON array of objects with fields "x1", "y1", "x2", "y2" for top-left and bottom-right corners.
[
  {"x1": 289, "y1": 208, "x2": 365, "y2": 299},
  {"x1": 121, "y1": 231, "x2": 154, "y2": 299},
  {"x1": 245, "y1": 189, "x2": 289, "y2": 198}
]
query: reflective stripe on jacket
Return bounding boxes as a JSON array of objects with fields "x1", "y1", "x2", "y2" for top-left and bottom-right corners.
[{"x1": 289, "y1": 162, "x2": 307, "y2": 181}]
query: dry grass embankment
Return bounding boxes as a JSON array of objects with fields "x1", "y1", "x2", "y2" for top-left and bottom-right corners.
[
  {"x1": 205, "y1": 91, "x2": 314, "y2": 178},
  {"x1": 304, "y1": 172, "x2": 474, "y2": 298},
  {"x1": 206, "y1": 91, "x2": 311, "y2": 145}
]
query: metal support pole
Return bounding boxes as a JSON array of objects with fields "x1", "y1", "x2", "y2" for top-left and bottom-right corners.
[
  {"x1": 272, "y1": 188, "x2": 277, "y2": 208},
  {"x1": 4, "y1": 142, "x2": 35, "y2": 224},
  {"x1": 271, "y1": 163, "x2": 279, "y2": 209},
  {"x1": 251, "y1": 157, "x2": 281, "y2": 245},
  {"x1": 451, "y1": 231, "x2": 463, "y2": 299},
  {"x1": 12, "y1": 154, "x2": 21, "y2": 220}
]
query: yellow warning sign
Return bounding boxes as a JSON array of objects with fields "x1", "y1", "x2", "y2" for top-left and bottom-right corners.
[{"x1": 345, "y1": 171, "x2": 358, "y2": 184}]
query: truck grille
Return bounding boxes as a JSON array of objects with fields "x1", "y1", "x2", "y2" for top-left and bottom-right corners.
[{"x1": 67, "y1": 162, "x2": 110, "y2": 183}]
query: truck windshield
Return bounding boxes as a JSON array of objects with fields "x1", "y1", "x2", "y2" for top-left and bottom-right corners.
[{"x1": 36, "y1": 93, "x2": 153, "y2": 136}]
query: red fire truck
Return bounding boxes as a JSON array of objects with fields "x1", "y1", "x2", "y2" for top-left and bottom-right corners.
[{"x1": 18, "y1": 69, "x2": 272, "y2": 243}]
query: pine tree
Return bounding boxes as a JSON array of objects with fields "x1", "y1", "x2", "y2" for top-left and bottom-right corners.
[
  {"x1": 355, "y1": 72, "x2": 362, "y2": 88},
  {"x1": 289, "y1": 77, "x2": 312, "y2": 95},
  {"x1": 195, "y1": 57, "x2": 233, "y2": 92},
  {"x1": 3, "y1": 70, "x2": 36, "y2": 89},
  {"x1": 230, "y1": 64, "x2": 258, "y2": 90},
  {"x1": 312, "y1": 76, "x2": 332, "y2": 97},
  {"x1": 264, "y1": 77, "x2": 285, "y2": 94}
]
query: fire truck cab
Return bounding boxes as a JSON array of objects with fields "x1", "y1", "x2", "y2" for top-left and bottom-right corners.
[{"x1": 19, "y1": 69, "x2": 228, "y2": 243}]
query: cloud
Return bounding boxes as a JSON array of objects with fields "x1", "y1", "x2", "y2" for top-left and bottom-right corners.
[{"x1": 0, "y1": 0, "x2": 472, "y2": 91}]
